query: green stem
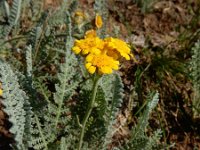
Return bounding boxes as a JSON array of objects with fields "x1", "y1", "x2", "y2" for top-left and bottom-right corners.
[
  {"x1": 134, "y1": 100, "x2": 147, "y2": 116},
  {"x1": 78, "y1": 75, "x2": 101, "y2": 150}
]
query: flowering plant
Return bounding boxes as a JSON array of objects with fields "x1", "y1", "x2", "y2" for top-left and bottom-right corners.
[
  {"x1": 0, "y1": 1, "x2": 163, "y2": 149},
  {"x1": 72, "y1": 15, "x2": 134, "y2": 150},
  {"x1": 72, "y1": 16, "x2": 133, "y2": 75}
]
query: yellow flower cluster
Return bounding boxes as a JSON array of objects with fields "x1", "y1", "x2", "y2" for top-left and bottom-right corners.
[
  {"x1": 72, "y1": 30, "x2": 132, "y2": 74},
  {"x1": 85, "y1": 53, "x2": 119, "y2": 74},
  {"x1": 72, "y1": 30, "x2": 104, "y2": 56},
  {"x1": 72, "y1": 15, "x2": 133, "y2": 74}
]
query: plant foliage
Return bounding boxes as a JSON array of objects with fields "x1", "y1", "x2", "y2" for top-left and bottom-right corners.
[
  {"x1": 0, "y1": 0, "x2": 165, "y2": 149},
  {"x1": 0, "y1": 61, "x2": 29, "y2": 149},
  {"x1": 122, "y1": 92, "x2": 162, "y2": 150}
]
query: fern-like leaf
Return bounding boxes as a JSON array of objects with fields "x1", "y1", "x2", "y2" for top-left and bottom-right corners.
[
  {"x1": 99, "y1": 73, "x2": 124, "y2": 149},
  {"x1": 3, "y1": 0, "x2": 22, "y2": 37},
  {"x1": 0, "y1": 61, "x2": 27, "y2": 149},
  {"x1": 53, "y1": 8, "x2": 82, "y2": 127},
  {"x1": 30, "y1": 114, "x2": 56, "y2": 150},
  {"x1": 132, "y1": 91, "x2": 159, "y2": 139},
  {"x1": 123, "y1": 91, "x2": 160, "y2": 150}
]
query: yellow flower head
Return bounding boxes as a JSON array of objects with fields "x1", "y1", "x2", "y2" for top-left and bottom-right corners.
[
  {"x1": 72, "y1": 30, "x2": 104, "y2": 55},
  {"x1": 95, "y1": 14, "x2": 103, "y2": 29},
  {"x1": 71, "y1": 28, "x2": 134, "y2": 75},
  {"x1": 85, "y1": 54, "x2": 119, "y2": 74},
  {"x1": 105, "y1": 37, "x2": 132, "y2": 60}
]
